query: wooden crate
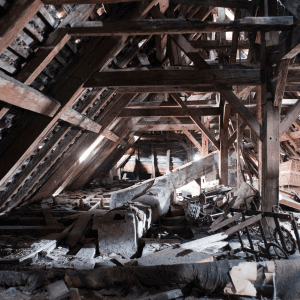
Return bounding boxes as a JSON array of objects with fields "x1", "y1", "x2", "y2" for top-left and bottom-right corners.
[{"x1": 280, "y1": 160, "x2": 300, "y2": 187}]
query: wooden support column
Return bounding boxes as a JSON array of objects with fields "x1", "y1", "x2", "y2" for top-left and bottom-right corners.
[
  {"x1": 261, "y1": 100, "x2": 280, "y2": 211},
  {"x1": 219, "y1": 101, "x2": 229, "y2": 186},
  {"x1": 135, "y1": 148, "x2": 140, "y2": 180},
  {"x1": 260, "y1": 32, "x2": 280, "y2": 212},
  {"x1": 202, "y1": 117, "x2": 209, "y2": 156},
  {"x1": 236, "y1": 115, "x2": 243, "y2": 187},
  {"x1": 151, "y1": 144, "x2": 155, "y2": 178},
  {"x1": 217, "y1": 7, "x2": 226, "y2": 64},
  {"x1": 166, "y1": 4, "x2": 182, "y2": 66},
  {"x1": 166, "y1": 142, "x2": 171, "y2": 174}
]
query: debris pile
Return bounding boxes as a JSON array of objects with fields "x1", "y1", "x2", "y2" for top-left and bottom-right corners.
[{"x1": 0, "y1": 176, "x2": 300, "y2": 299}]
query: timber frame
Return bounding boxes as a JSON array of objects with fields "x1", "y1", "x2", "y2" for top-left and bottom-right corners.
[{"x1": 0, "y1": 0, "x2": 300, "y2": 212}]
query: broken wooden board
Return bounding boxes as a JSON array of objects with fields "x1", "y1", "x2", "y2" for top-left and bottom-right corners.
[
  {"x1": 66, "y1": 213, "x2": 93, "y2": 248},
  {"x1": 208, "y1": 213, "x2": 242, "y2": 233},
  {"x1": 41, "y1": 203, "x2": 63, "y2": 227},
  {"x1": 225, "y1": 214, "x2": 263, "y2": 236}
]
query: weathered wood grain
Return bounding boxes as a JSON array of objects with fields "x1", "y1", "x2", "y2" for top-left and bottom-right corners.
[
  {"x1": 69, "y1": 17, "x2": 294, "y2": 36},
  {"x1": 0, "y1": 72, "x2": 60, "y2": 117}
]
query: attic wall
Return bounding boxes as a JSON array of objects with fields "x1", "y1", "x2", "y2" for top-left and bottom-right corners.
[{"x1": 123, "y1": 142, "x2": 187, "y2": 180}]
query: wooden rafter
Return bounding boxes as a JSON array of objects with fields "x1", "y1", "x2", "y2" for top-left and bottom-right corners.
[{"x1": 68, "y1": 17, "x2": 294, "y2": 36}]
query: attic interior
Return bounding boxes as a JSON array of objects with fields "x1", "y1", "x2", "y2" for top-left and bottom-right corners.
[{"x1": 3, "y1": 0, "x2": 300, "y2": 299}]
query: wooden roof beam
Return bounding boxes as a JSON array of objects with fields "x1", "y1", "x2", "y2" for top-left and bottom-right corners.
[
  {"x1": 279, "y1": 99, "x2": 300, "y2": 137},
  {"x1": 0, "y1": 1, "x2": 157, "y2": 189},
  {"x1": 0, "y1": 0, "x2": 43, "y2": 56},
  {"x1": 119, "y1": 107, "x2": 220, "y2": 118},
  {"x1": 60, "y1": 108, "x2": 102, "y2": 133},
  {"x1": 69, "y1": 17, "x2": 294, "y2": 37},
  {"x1": 41, "y1": 0, "x2": 252, "y2": 9},
  {"x1": 16, "y1": 5, "x2": 95, "y2": 85},
  {"x1": 128, "y1": 99, "x2": 217, "y2": 108},
  {"x1": 171, "y1": 93, "x2": 220, "y2": 150},
  {"x1": 115, "y1": 86, "x2": 231, "y2": 93},
  {"x1": 84, "y1": 68, "x2": 262, "y2": 88},
  {"x1": 149, "y1": 6, "x2": 263, "y2": 140},
  {"x1": 0, "y1": 72, "x2": 60, "y2": 117},
  {"x1": 271, "y1": 24, "x2": 300, "y2": 65},
  {"x1": 132, "y1": 124, "x2": 199, "y2": 131}
]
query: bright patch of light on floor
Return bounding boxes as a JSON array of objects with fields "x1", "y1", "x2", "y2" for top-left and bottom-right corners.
[
  {"x1": 134, "y1": 135, "x2": 139, "y2": 141},
  {"x1": 79, "y1": 135, "x2": 104, "y2": 163}
]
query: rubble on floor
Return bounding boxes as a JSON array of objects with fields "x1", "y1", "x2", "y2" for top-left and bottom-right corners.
[{"x1": 0, "y1": 180, "x2": 300, "y2": 299}]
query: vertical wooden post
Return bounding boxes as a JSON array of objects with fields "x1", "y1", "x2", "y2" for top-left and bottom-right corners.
[
  {"x1": 166, "y1": 4, "x2": 182, "y2": 66},
  {"x1": 219, "y1": 101, "x2": 229, "y2": 186},
  {"x1": 257, "y1": 86, "x2": 263, "y2": 192},
  {"x1": 260, "y1": 31, "x2": 280, "y2": 212},
  {"x1": 166, "y1": 142, "x2": 171, "y2": 174},
  {"x1": 151, "y1": 144, "x2": 156, "y2": 178},
  {"x1": 236, "y1": 114, "x2": 243, "y2": 187},
  {"x1": 202, "y1": 117, "x2": 209, "y2": 156},
  {"x1": 261, "y1": 101, "x2": 280, "y2": 211},
  {"x1": 217, "y1": 7, "x2": 226, "y2": 64},
  {"x1": 135, "y1": 148, "x2": 140, "y2": 180},
  {"x1": 186, "y1": 139, "x2": 191, "y2": 162},
  {"x1": 117, "y1": 167, "x2": 121, "y2": 181}
]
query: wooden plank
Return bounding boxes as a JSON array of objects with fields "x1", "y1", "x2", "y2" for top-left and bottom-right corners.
[
  {"x1": 151, "y1": 144, "x2": 156, "y2": 178},
  {"x1": 229, "y1": 9, "x2": 242, "y2": 64},
  {"x1": 228, "y1": 121, "x2": 247, "y2": 146},
  {"x1": 219, "y1": 103, "x2": 229, "y2": 185},
  {"x1": 69, "y1": 17, "x2": 294, "y2": 37},
  {"x1": 170, "y1": 93, "x2": 217, "y2": 151},
  {"x1": 0, "y1": 72, "x2": 61, "y2": 117},
  {"x1": 85, "y1": 68, "x2": 261, "y2": 88},
  {"x1": 190, "y1": 40, "x2": 250, "y2": 50},
  {"x1": 220, "y1": 90, "x2": 262, "y2": 140},
  {"x1": 0, "y1": 226, "x2": 65, "y2": 232},
  {"x1": 170, "y1": 0, "x2": 253, "y2": 9},
  {"x1": 0, "y1": 0, "x2": 43, "y2": 55},
  {"x1": 132, "y1": 124, "x2": 200, "y2": 131},
  {"x1": 0, "y1": 1, "x2": 156, "y2": 193},
  {"x1": 60, "y1": 107, "x2": 102, "y2": 133},
  {"x1": 119, "y1": 107, "x2": 220, "y2": 118},
  {"x1": 149, "y1": 6, "x2": 263, "y2": 141},
  {"x1": 225, "y1": 214, "x2": 262, "y2": 236},
  {"x1": 66, "y1": 119, "x2": 140, "y2": 191},
  {"x1": 0, "y1": 89, "x2": 106, "y2": 211},
  {"x1": 66, "y1": 213, "x2": 92, "y2": 248},
  {"x1": 191, "y1": 115, "x2": 220, "y2": 150},
  {"x1": 279, "y1": 198, "x2": 300, "y2": 210},
  {"x1": 115, "y1": 86, "x2": 230, "y2": 93},
  {"x1": 128, "y1": 100, "x2": 217, "y2": 108},
  {"x1": 274, "y1": 59, "x2": 290, "y2": 107},
  {"x1": 279, "y1": 99, "x2": 300, "y2": 137},
  {"x1": 41, "y1": 0, "x2": 251, "y2": 7},
  {"x1": 16, "y1": 5, "x2": 95, "y2": 85},
  {"x1": 271, "y1": 24, "x2": 300, "y2": 64},
  {"x1": 41, "y1": 203, "x2": 62, "y2": 227},
  {"x1": 116, "y1": 145, "x2": 138, "y2": 169},
  {"x1": 0, "y1": 103, "x2": 10, "y2": 120},
  {"x1": 208, "y1": 213, "x2": 242, "y2": 233},
  {"x1": 172, "y1": 117, "x2": 202, "y2": 152},
  {"x1": 29, "y1": 95, "x2": 140, "y2": 202},
  {"x1": 155, "y1": 34, "x2": 167, "y2": 62}
]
